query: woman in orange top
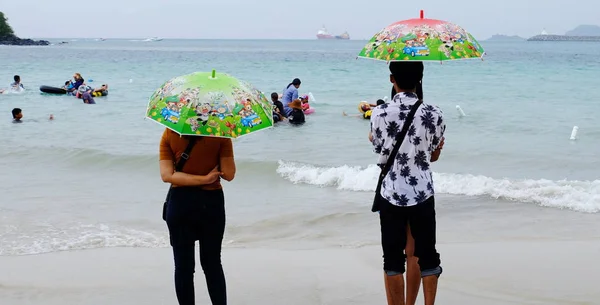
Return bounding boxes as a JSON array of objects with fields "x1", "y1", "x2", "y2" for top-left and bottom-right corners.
[{"x1": 159, "y1": 128, "x2": 236, "y2": 305}]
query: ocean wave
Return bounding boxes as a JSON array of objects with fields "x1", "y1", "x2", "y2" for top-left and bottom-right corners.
[
  {"x1": 0, "y1": 146, "x2": 281, "y2": 173},
  {"x1": 0, "y1": 224, "x2": 169, "y2": 256},
  {"x1": 0, "y1": 218, "x2": 371, "y2": 255},
  {"x1": 276, "y1": 161, "x2": 600, "y2": 213}
]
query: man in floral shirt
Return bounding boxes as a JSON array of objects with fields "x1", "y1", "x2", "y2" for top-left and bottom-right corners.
[{"x1": 369, "y1": 61, "x2": 445, "y2": 305}]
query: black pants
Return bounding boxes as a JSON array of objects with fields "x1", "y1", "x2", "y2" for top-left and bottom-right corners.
[
  {"x1": 380, "y1": 196, "x2": 441, "y2": 275},
  {"x1": 166, "y1": 187, "x2": 226, "y2": 305}
]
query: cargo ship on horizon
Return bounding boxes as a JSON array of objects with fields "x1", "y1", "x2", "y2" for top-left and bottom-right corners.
[{"x1": 316, "y1": 26, "x2": 350, "y2": 40}]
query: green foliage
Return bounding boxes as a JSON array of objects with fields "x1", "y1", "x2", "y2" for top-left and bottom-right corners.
[{"x1": 0, "y1": 11, "x2": 15, "y2": 37}]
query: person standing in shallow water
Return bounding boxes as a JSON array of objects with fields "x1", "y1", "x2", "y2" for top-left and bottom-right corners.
[
  {"x1": 369, "y1": 61, "x2": 445, "y2": 305},
  {"x1": 159, "y1": 129, "x2": 236, "y2": 305},
  {"x1": 281, "y1": 78, "x2": 301, "y2": 117}
]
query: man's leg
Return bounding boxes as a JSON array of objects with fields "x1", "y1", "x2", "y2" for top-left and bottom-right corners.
[
  {"x1": 405, "y1": 224, "x2": 421, "y2": 305},
  {"x1": 409, "y1": 196, "x2": 441, "y2": 305},
  {"x1": 380, "y1": 200, "x2": 409, "y2": 305}
]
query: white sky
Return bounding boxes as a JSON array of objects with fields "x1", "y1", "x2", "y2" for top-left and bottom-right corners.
[{"x1": 2, "y1": 0, "x2": 599, "y2": 39}]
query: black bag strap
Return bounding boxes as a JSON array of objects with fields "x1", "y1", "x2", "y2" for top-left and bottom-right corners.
[
  {"x1": 175, "y1": 137, "x2": 197, "y2": 172},
  {"x1": 163, "y1": 137, "x2": 198, "y2": 221},
  {"x1": 373, "y1": 99, "x2": 422, "y2": 212}
]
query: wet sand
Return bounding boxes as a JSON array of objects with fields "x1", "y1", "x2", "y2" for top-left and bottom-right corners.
[{"x1": 1, "y1": 239, "x2": 598, "y2": 305}]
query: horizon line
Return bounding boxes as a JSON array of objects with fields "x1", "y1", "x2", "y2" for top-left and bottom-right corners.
[{"x1": 24, "y1": 37, "x2": 372, "y2": 41}]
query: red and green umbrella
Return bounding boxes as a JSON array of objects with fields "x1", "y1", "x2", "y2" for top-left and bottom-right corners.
[{"x1": 358, "y1": 10, "x2": 485, "y2": 62}]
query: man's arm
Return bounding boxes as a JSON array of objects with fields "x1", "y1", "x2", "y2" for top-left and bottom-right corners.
[
  {"x1": 430, "y1": 137, "x2": 444, "y2": 162},
  {"x1": 369, "y1": 112, "x2": 383, "y2": 150},
  {"x1": 430, "y1": 110, "x2": 446, "y2": 162}
]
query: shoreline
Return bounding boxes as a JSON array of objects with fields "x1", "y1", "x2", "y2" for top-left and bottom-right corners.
[{"x1": 1, "y1": 240, "x2": 597, "y2": 305}]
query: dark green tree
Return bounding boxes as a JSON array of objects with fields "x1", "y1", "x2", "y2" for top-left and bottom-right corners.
[{"x1": 0, "y1": 12, "x2": 16, "y2": 37}]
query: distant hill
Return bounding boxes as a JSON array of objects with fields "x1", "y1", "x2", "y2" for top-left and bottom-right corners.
[
  {"x1": 528, "y1": 25, "x2": 600, "y2": 42},
  {"x1": 486, "y1": 34, "x2": 526, "y2": 42},
  {"x1": 565, "y1": 25, "x2": 600, "y2": 36},
  {"x1": 0, "y1": 11, "x2": 49, "y2": 45}
]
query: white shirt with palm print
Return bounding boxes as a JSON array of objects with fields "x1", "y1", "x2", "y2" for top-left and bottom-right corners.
[{"x1": 370, "y1": 92, "x2": 446, "y2": 207}]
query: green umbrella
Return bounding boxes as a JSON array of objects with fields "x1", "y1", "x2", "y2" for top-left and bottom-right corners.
[{"x1": 146, "y1": 70, "x2": 274, "y2": 138}]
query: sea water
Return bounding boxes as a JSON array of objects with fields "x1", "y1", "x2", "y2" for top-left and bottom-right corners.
[{"x1": 0, "y1": 39, "x2": 599, "y2": 256}]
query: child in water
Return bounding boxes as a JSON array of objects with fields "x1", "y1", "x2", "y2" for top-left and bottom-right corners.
[
  {"x1": 287, "y1": 99, "x2": 305, "y2": 125},
  {"x1": 271, "y1": 92, "x2": 286, "y2": 123},
  {"x1": 299, "y1": 95, "x2": 312, "y2": 113},
  {"x1": 12, "y1": 108, "x2": 23, "y2": 123}
]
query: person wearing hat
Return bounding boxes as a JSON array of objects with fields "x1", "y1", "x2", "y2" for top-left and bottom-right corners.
[
  {"x1": 287, "y1": 99, "x2": 305, "y2": 125},
  {"x1": 282, "y1": 78, "x2": 301, "y2": 116},
  {"x1": 75, "y1": 85, "x2": 96, "y2": 104},
  {"x1": 369, "y1": 61, "x2": 445, "y2": 305}
]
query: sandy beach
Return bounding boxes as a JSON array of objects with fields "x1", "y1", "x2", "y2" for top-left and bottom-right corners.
[{"x1": 1, "y1": 239, "x2": 598, "y2": 305}]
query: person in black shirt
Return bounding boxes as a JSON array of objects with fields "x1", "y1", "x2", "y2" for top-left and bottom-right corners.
[
  {"x1": 271, "y1": 92, "x2": 286, "y2": 123},
  {"x1": 287, "y1": 99, "x2": 305, "y2": 125}
]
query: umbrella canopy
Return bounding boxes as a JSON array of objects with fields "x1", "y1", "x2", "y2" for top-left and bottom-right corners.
[
  {"x1": 146, "y1": 70, "x2": 273, "y2": 138},
  {"x1": 358, "y1": 10, "x2": 485, "y2": 62}
]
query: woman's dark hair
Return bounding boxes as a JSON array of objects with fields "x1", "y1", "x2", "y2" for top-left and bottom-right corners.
[
  {"x1": 287, "y1": 78, "x2": 301, "y2": 89},
  {"x1": 376, "y1": 99, "x2": 385, "y2": 106}
]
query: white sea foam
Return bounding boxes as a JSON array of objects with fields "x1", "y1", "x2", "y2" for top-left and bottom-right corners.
[
  {"x1": 0, "y1": 224, "x2": 169, "y2": 256},
  {"x1": 276, "y1": 161, "x2": 600, "y2": 213}
]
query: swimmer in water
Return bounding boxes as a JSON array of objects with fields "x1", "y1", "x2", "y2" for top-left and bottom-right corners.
[
  {"x1": 343, "y1": 99, "x2": 385, "y2": 119},
  {"x1": 12, "y1": 108, "x2": 23, "y2": 123}
]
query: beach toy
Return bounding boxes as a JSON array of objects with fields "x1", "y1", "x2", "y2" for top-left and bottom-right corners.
[
  {"x1": 456, "y1": 105, "x2": 466, "y2": 117},
  {"x1": 570, "y1": 126, "x2": 579, "y2": 140},
  {"x1": 302, "y1": 102, "x2": 315, "y2": 114}
]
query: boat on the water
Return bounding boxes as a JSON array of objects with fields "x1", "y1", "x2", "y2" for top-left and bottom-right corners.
[
  {"x1": 335, "y1": 31, "x2": 350, "y2": 40},
  {"x1": 144, "y1": 37, "x2": 163, "y2": 42},
  {"x1": 317, "y1": 26, "x2": 334, "y2": 39},
  {"x1": 316, "y1": 26, "x2": 350, "y2": 40}
]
